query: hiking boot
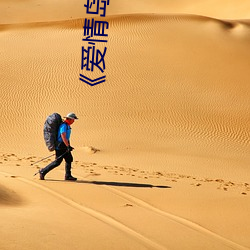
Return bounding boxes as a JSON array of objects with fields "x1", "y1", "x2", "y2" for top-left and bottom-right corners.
[
  {"x1": 65, "y1": 175, "x2": 77, "y2": 181},
  {"x1": 39, "y1": 170, "x2": 45, "y2": 180}
]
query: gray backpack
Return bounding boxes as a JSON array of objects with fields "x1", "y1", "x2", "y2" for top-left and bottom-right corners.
[{"x1": 43, "y1": 113, "x2": 63, "y2": 151}]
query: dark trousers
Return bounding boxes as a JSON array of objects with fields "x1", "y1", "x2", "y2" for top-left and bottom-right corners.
[{"x1": 41, "y1": 149, "x2": 73, "y2": 177}]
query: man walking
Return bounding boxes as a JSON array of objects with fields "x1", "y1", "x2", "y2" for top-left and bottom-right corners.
[{"x1": 39, "y1": 112, "x2": 78, "y2": 181}]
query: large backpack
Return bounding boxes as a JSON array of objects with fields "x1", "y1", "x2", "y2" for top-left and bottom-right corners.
[{"x1": 43, "y1": 113, "x2": 63, "y2": 151}]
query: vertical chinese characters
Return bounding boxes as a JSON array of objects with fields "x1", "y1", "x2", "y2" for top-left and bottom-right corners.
[{"x1": 80, "y1": 0, "x2": 110, "y2": 86}]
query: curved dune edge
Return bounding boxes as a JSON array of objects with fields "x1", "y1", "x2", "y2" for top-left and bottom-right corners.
[
  {"x1": 0, "y1": 13, "x2": 250, "y2": 30},
  {"x1": 1, "y1": 0, "x2": 250, "y2": 24}
]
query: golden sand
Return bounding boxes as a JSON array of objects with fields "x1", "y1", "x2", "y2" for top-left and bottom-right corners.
[{"x1": 1, "y1": 1, "x2": 250, "y2": 249}]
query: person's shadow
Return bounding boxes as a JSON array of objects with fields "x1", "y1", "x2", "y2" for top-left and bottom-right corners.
[{"x1": 76, "y1": 180, "x2": 171, "y2": 189}]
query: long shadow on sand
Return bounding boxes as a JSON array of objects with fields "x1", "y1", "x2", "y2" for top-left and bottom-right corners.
[
  {"x1": 46, "y1": 179, "x2": 171, "y2": 188},
  {"x1": 46, "y1": 179, "x2": 170, "y2": 188},
  {"x1": 78, "y1": 180, "x2": 171, "y2": 189}
]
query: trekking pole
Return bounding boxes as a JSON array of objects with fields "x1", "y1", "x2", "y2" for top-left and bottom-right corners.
[
  {"x1": 31, "y1": 153, "x2": 55, "y2": 166},
  {"x1": 33, "y1": 151, "x2": 69, "y2": 176}
]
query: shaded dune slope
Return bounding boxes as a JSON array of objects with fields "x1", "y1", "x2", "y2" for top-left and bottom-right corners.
[{"x1": 0, "y1": 184, "x2": 23, "y2": 206}]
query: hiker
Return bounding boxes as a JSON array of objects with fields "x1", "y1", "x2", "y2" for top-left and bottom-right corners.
[{"x1": 39, "y1": 112, "x2": 78, "y2": 181}]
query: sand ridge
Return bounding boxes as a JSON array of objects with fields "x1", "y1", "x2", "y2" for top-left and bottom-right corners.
[
  {"x1": 1, "y1": 1, "x2": 250, "y2": 249},
  {"x1": 1, "y1": 0, "x2": 250, "y2": 24}
]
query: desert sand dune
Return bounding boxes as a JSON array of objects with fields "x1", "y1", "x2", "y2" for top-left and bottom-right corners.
[
  {"x1": 1, "y1": 14, "x2": 249, "y2": 178},
  {"x1": 1, "y1": 0, "x2": 250, "y2": 24},
  {"x1": 1, "y1": 1, "x2": 250, "y2": 250}
]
